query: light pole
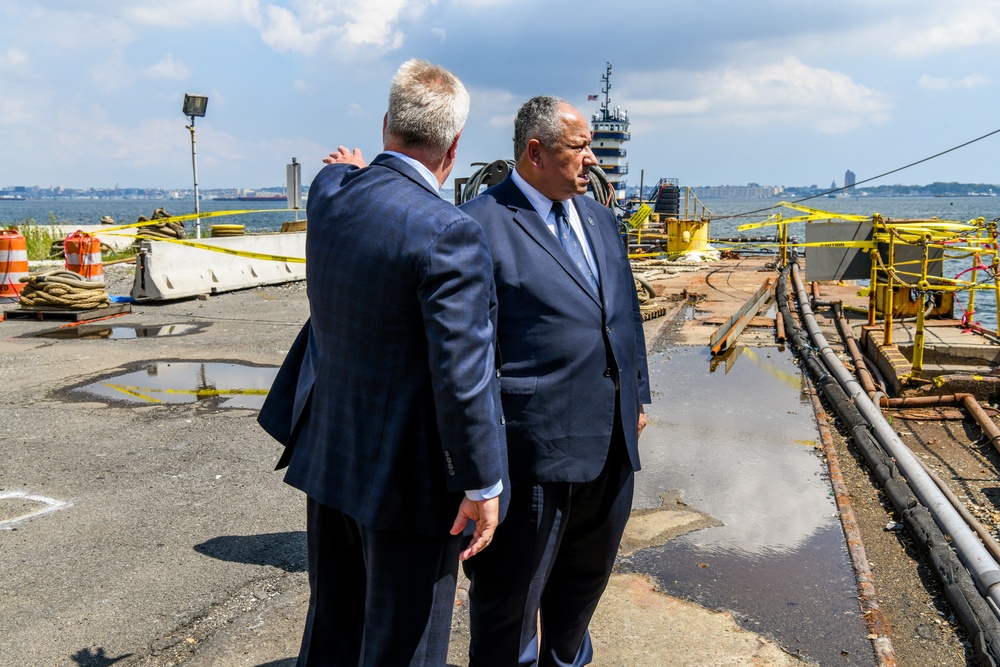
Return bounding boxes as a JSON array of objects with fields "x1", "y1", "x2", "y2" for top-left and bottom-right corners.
[{"x1": 183, "y1": 94, "x2": 208, "y2": 239}]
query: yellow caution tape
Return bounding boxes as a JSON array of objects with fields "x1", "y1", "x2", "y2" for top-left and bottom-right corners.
[
  {"x1": 101, "y1": 382, "x2": 269, "y2": 403},
  {"x1": 99, "y1": 208, "x2": 294, "y2": 233},
  {"x1": 102, "y1": 383, "x2": 163, "y2": 403},
  {"x1": 132, "y1": 234, "x2": 306, "y2": 263}
]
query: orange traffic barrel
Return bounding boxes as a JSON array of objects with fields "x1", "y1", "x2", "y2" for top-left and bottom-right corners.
[
  {"x1": 0, "y1": 228, "x2": 28, "y2": 300},
  {"x1": 64, "y1": 231, "x2": 104, "y2": 282}
]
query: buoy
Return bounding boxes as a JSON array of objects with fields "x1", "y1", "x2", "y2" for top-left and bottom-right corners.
[
  {"x1": 63, "y1": 231, "x2": 104, "y2": 282},
  {"x1": 0, "y1": 228, "x2": 28, "y2": 301}
]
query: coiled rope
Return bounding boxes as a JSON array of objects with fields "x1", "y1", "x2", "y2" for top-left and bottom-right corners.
[
  {"x1": 17, "y1": 269, "x2": 111, "y2": 310},
  {"x1": 135, "y1": 207, "x2": 185, "y2": 240}
]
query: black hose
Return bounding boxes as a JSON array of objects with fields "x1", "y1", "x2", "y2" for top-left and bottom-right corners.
[
  {"x1": 777, "y1": 258, "x2": 1000, "y2": 667},
  {"x1": 458, "y1": 160, "x2": 616, "y2": 211}
]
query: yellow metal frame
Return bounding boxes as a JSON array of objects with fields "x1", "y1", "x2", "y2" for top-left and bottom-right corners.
[{"x1": 630, "y1": 200, "x2": 1000, "y2": 379}]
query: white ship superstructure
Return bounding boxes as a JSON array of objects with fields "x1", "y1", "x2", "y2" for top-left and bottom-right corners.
[{"x1": 590, "y1": 62, "x2": 630, "y2": 197}]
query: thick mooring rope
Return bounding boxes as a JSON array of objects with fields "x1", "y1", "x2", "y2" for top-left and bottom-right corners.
[
  {"x1": 136, "y1": 208, "x2": 185, "y2": 240},
  {"x1": 18, "y1": 269, "x2": 111, "y2": 310}
]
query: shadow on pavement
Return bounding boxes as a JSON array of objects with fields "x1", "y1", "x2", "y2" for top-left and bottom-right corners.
[
  {"x1": 195, "y1": 532, "x2": 307, "y2": 572},
  {"x1": 70, "y1": 647, "x2": 132, "y2": 666}
]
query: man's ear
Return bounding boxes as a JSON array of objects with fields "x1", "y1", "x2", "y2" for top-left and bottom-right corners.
[
  {"x1": 447, "y1": 130, "x2": 463, "y2": 160},
  {"x1": 526, "y1": 138, "x2": 543, "y2": 167}
]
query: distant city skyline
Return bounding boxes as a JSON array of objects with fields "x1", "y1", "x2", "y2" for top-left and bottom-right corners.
[{"x1": 3, "y1": 179, "x2": 996, "y2": 202}]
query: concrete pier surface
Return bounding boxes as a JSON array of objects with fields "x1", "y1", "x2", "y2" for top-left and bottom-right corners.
[{"x1": 1, "y1": 256, "x2": 984, "y2": 666}]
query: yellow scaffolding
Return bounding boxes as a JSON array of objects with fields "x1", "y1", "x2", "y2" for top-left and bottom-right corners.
[{"x1": 728, "y1": 202, "x2": 1000, "y2": 377}]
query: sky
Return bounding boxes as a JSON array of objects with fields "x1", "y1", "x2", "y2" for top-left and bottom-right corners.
[{"x1": 3, "y1": 0, "x2": 1000, "y2": 191}]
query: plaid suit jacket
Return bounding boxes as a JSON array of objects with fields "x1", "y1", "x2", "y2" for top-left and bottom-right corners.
[{"x1": 260, "y1": 154, "x2": 507, "y2": 536}]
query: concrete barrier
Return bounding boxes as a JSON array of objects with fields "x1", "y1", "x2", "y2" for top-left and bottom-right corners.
[{"x1": 131, "y1": 232, "x2": 306, "y2": 301}]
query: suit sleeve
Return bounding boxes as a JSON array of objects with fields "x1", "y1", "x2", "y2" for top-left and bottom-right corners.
[
  {"x1": 418, "y1": 214, "x2": 505, "y2": 493},
  {"x1": 629, "y1": 262, "x2": 652, "y2": 404}
]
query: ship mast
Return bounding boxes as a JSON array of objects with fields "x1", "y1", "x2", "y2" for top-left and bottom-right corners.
[{"x1": 590, "y1": 62, "x2": 630, "y2": 199}]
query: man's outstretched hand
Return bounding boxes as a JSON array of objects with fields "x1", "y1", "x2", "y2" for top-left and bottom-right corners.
[{"x1": 323, "y1": 146, "x2": 366, "y2": 168}]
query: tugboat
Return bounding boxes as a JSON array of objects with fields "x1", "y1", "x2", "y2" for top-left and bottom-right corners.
[{"x1": 590, "y1": 62, "x2": 630, "y2": 202}]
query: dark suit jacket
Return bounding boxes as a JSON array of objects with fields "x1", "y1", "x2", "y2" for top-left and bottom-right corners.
[
  {"x1": 460, "y1": 175, "x2": 651, "y2": 484},
  {"x1": 258, "y1": 154, "x2": 508, "y2": 537}
]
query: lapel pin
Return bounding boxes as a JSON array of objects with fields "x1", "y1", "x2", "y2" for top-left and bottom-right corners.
[{"x1": 587, "y1": 216, "x2": 594, "y2": 226}]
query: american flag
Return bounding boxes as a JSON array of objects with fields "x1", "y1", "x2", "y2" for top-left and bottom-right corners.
[{"x1": 588, "y1": 95, "x2": 598, "y2": 101}]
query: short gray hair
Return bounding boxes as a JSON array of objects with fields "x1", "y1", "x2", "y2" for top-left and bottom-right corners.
[
  {"x1": 513, "y1": 96, "x2": 567, "y2": 160},
  {"x1": 384, "y1": 59, "x2": 469, "y2": 159}
]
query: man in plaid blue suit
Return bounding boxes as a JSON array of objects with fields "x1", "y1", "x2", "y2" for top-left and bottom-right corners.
[{"x1": 258, "y1": 59, "x2": 507, "y2": 667}]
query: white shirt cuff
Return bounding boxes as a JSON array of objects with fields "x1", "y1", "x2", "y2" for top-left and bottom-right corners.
[{"x1": 465, "y1": 480, "x2": 503, "y2": 501}]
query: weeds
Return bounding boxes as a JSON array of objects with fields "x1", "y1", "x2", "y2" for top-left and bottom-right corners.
[
  {"x1": 6, "y1": 216, "x2": 137, "y2": 262},
  {"x1": 13, "y1": 218, "x2": 60, "y2": 260}
]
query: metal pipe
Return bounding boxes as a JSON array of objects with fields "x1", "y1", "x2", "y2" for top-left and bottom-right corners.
[
  {"x1": 916, "y1": 456, "x2": 1000, "y2": 565},
  {"x1": 188, "y1": 115, "x2": 201, "y2": 240},
  {"x1": 877, "y1": 394, "x2": 1000, "y2": 457},
  {"x1": 830, "y1": 302, "x2": 879, "y2": 396},
  {"x1": 884, "y1": 232, "x2": 896, "y2": 345},
  {"x1": 911, "y1": 238, "x2": 932, "y2": 375},
  {"x1": 789, "y1": 261, "x2": 1000, "y2": 615},
  {"x1": 962, "y1": 394, "x2": 1000, "y2": 456}
]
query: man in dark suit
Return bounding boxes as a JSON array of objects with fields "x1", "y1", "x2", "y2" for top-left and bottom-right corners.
[
  {"x1": 458, "y1": 96, "x2": 651, "y2": 667},
  {"x1": 257, "y1": 59, "x2": 507, "y2": 667}
]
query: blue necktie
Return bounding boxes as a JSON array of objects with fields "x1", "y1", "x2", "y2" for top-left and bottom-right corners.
[{"x1": 552, "y1": 201, "x2": 599, "y2": 293}]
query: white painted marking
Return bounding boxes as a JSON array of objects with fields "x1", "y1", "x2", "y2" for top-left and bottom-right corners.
[{"x1": 0, "y1": 492, "x2": 72, "y2": 529}]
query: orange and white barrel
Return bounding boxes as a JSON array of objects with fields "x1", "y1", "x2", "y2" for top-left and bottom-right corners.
[
  {"x1": 64, "y1": 231, "x2": 104, "y2": 282},
  {"x1": 0, "y1": 229, "x2": 28, "y2": 301}
]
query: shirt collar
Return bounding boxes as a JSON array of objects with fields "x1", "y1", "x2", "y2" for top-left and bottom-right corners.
[
  {"x1": 512, "y1": 167, "x2": 569, "y2": 220},
  {"x1": 384, "y1": 150, "x2": 440, "y2": 193}
]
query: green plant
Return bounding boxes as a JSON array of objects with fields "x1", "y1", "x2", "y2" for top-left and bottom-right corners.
[
  {"x1": 8, "y1": 217, "x2": 138, "y2": 263},
  {"x1": 12, "y1": 219, "x2": 61, "y2": 261}
]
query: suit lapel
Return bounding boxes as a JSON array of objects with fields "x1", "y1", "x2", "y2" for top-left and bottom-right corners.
[
  {"x1": 500, "y1": 179, "x2": 602, "y2": 306},
  {"x1": 571, "y1": 198, "x2": 610, "y2": 305}
]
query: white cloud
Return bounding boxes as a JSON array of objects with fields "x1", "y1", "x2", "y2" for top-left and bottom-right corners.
[
  {"x1": 0, "y1": 97, "x2": 33, "y2": 125},
  {"x1": 258, "y1": 0, "x2": 423, "y2": 56},
  {"x1": 629, "y1": 57, "x2": 890, "y2": 134},
  {"x1": 0, "y1": 48, "x2": 29, "y2": 70},
  {"x1": 126, "y1": 0, "x2": 262, "y2": 27},
  {"x1": 918, "y1": 73, "x2": 989, "y2": 90},
  {"x1": 893, "y1": 4, "x2": 1000, "y2": 55},
  {"x1": 467, "y1": 86, "x2": 518, "y2": 129},
  {"x1": 145, "y1": 53, "x2": 190, "y2": 80}
]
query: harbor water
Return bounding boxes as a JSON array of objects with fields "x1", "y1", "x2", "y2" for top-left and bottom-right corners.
[
  {"x1": 707, "y1": 195, "x2": 1000, "y2": 331},
  {"x1": 2, "y1": 194, "x2": 998, "y2": 327},
  {"x1": 0, "y1": 198, "x2": 297, "y2": 235}
]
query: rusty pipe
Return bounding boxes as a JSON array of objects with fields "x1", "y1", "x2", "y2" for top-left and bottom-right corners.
[
  {"x1": 879, "y1": 393, "x2": 1000, "y2": 458},
  {"x1": 832, "y1": 303, "x2": 879, "y2": 396},
  {"x1": 962, "y1": 394, "x2": 1000, "y2": 456}
]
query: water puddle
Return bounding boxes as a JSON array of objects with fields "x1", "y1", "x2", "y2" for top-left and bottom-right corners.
[
  {"x1": 30, "y1": 323, "x2": 205, "y2": 340},
  {"x1": 628, "y1": 346, "x2": 873, "y2": 665},
  {"x1": 71, "y1": 362, "x2": 277, "y2": 409}
]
